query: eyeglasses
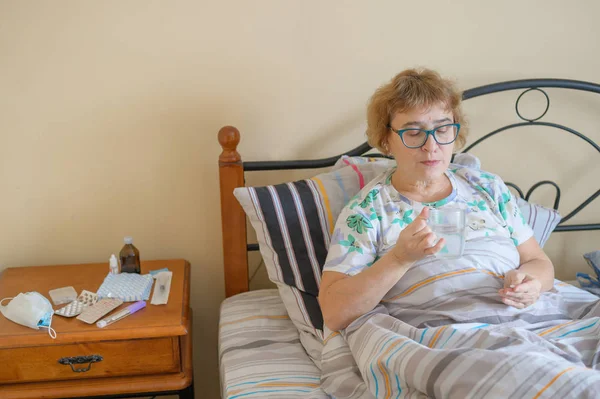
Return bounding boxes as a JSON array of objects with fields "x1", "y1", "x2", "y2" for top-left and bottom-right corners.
[{"x1": 388, "y1": 123, "x2": 461, "y2": 149}]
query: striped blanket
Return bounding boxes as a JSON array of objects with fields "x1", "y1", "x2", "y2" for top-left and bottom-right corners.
[{"x1": 321, "y1": 237, "x2": 600, "y2": 398}]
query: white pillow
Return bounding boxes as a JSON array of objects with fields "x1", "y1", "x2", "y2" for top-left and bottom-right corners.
[{"x1": 515, "y1": 197, "x2": 561, "y2": 247}]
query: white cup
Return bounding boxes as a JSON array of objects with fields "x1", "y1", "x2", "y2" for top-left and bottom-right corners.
[{"x1": 427, "y1": 207, "x2": 466, "y2": 259}]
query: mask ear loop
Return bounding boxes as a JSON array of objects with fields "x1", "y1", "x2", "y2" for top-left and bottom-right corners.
[
  {"x1": 0, "y1": 297, "x2": 14, "y2": 306},
  {"x1": 45, "y1": 326, "x2": 57, "y2": 339},
  {"x1": 41, "y1": 314, "x2": 57, "y2": 339}
]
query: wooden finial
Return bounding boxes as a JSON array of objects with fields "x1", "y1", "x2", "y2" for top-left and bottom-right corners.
[
  {"x1": 218, "y1": 126, "x2": 241, "y2": 163},
  {"x1": 217, "y1": 125, "x2": 248, "y2": 296}
]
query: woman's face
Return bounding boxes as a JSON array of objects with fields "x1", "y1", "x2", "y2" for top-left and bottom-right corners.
[{"x1": 387, "y1": 103, "x2": 455, "y2": 183}]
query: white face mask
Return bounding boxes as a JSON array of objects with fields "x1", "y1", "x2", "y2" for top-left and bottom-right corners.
[{"x1": 0, "y1": 292, "x2": 56, "y2": 339}]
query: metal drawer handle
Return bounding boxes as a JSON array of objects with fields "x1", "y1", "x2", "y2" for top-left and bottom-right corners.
[{"x1": 58, "y1": 355, "x2": 103, "y2": 373}]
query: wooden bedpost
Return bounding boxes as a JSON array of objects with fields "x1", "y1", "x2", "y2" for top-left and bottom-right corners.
[{"x1": 218, "y1": 126, "x2": 249, "y2": 297}]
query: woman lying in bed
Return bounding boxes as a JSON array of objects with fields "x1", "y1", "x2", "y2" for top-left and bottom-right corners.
[{"x1": 318, "y1": 68, "x2": 556, "y2": 332}]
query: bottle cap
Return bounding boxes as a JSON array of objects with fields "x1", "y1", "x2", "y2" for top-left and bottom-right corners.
[{"x1": 124, "y1": 236, "x2": 133, "y2": 245}]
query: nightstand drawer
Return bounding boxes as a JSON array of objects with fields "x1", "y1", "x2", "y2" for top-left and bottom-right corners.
[{"x1": 0, "y1": 337, "x2": 180, "y2": 384}]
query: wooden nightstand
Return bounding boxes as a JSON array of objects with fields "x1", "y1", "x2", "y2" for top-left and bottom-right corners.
[{"x1": 0, "y1": 259, "x2": 194, "y2": 399}]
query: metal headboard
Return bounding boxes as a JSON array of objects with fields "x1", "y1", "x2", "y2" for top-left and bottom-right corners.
[{"x1": 242, "y1": 79, "x2": 600, "y2": 252}]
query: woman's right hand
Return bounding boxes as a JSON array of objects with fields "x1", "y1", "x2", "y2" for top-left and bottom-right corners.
[{"x1": 390, "y1": 207, "x2": 445, "y2": 264}]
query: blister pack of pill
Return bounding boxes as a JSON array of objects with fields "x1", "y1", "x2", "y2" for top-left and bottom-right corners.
[
  {"x1": 55, "y1": 290, "x2": 99, "y2": 318},
  {"x1": 76, "y1": 298, "x2": 123, "y2": 324}
]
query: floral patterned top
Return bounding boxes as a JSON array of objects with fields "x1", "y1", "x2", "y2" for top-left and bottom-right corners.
[{"x1": 322, "y1": 164, "x2": 534, "y2": 276}]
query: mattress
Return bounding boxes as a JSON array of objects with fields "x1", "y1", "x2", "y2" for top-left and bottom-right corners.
[{"x1": 219, "y1": 289, "x2": 329, "y2": 398}]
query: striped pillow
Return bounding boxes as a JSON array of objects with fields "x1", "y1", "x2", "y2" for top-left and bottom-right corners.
[
  {"x1": 516, "y1": 197, "x2": 561, "y2": 247},
  {"x1": 233, "y1": 162, "x2": 392, "y2": 343}
]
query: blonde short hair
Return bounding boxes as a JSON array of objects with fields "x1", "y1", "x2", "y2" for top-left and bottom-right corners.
[{"x1": 366, "y1": 68, "x2": 468, "y2": 153}]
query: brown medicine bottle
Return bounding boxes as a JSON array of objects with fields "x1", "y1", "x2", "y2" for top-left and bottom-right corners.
[{"x1": 119, "y1": 236, "x2": 141, "y2": 274}]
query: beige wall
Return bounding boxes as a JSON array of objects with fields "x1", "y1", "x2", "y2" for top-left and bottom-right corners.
[{"x1": 1, "y1": 1, "x2": 599, "y2": 397}]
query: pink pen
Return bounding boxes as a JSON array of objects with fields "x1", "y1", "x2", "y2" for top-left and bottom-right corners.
[{"x1": 96, "y1": 300, "x2": 146, "y2": 328}]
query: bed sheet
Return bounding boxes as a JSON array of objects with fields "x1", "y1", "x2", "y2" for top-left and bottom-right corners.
[{"x1": 219, "y1": 289, "x2": 329, "y2": 398}]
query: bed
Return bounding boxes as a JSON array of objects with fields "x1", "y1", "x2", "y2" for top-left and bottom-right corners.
[{"x1": 217, "y1": 78, "x2": 600, "y2": 398}]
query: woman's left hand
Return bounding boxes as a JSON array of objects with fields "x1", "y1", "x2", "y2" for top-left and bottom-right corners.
[{"x1": 498, "y1": 270, "x2": 542, "y2": 309}]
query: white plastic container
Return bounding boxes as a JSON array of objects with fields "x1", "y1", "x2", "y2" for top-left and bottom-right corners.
[{"x1": 109, "y1": 254, "x2": 120, "y2": 274}]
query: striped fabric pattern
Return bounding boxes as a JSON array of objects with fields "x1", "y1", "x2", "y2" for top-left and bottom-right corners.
[
  {"x1": 516, "y1": 196, "x2": 561, "y2": 247},
  {"x1": 320, "y1": 237, "x2": 600, "y2": 398},
  {"x1": 219, "y1": 289, "x2": 329, "y2": 399},
  {"x1": 250, "y1": 180, "x2": 329, "y2": 331},
  {"x1": 234, "y1": 162, "x2": 392, "y2": 342}
]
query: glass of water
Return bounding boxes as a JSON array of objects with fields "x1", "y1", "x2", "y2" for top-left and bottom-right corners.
[{"x1": 427, "y1": 207, "x2": 466, "y2": 259}]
